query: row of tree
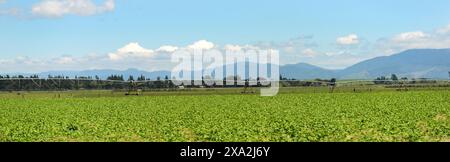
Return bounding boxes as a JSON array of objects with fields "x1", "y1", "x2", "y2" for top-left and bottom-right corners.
[
  {"x1": 373, "y1": 74, "x2": 440, "y2": 84},
  {"x1": 0, "y1": 74, "x2": 280, "y2": 91},
  {"x1": 0, "y1": 78, "x2": 176, "y2": 91}
]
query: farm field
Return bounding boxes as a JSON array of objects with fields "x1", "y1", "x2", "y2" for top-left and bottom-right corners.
[{"x1": 0, "y1": 88, "x2": 449, "y2": 142}]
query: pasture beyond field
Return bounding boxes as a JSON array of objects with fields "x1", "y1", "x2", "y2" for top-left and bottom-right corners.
[{"x1": 0, "y1": 89, "x2": 449, "y2": 142}]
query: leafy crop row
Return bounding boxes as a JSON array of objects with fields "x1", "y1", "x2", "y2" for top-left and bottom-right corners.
[{"x1": 0, "y1": 91, "x2": 449, "y2": 142}]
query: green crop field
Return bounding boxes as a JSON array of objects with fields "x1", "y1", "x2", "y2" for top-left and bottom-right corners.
[{"x1": 1, "y1": 89, "x2": 449, "y2": 142}]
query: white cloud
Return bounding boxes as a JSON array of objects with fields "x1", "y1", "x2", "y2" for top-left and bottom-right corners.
[
  {"x1": 392, "y1": 31, "x2": 427, "y2": 42},
  {"x1": 223, "y1": 44, "x2": 262, "y2": 52},
  {"x1": 54, "y1": 56, "x2": 75, "y2": 64},
  {"x1": 337, "y1": 34, "x2": 359, "y2": 45},
  {"x1": 0, "y1": 59, "x2": 9, "y2": 64},
  {"x1": 437, "y1": 24, "x2": 450, "y2": 34},
  {"x1": 108, "y1": 42, "x2": 155, "y2": 61},
  {"x1": 224, "y1": 44, "x2": 242, "y2": 51},
  {"x1": 31, "y1": 0, "x2": 115, "y2": 18},
  {"x1": 324, "y1": 51, "x2": 346, "y2": 56},
  {"x1": 187, "y1": 40, "x2": 215, "y2": 50},
  {"x1": 156, "y1": 45, "x2": 179, "y2": 53},
  {"x1": 301, "y1": 48, "x2": 317, "y2": 57},
  {"x1": 375, "y1": 26, "x2": 450, "y2": 55},
  {"x1": 283, "y1": 46, "x2": 295, "y2": 53},
  {"x1": 107, "y1": 40, "x2": 217, "y2": 62},
  {"x1": 14, "y1": 56, "x2": 35, "y2": 64},
  {"x1": 99, "y1": 0, "x2": 115, "y2": 12}
]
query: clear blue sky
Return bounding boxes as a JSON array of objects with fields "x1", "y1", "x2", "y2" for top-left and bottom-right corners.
[{"x1": 1, "y1": 0, "x2": 450, "y2": 72}]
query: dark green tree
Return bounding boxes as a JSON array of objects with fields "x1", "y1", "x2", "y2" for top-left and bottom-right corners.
[
  {"x1": 391, "y1": 74, "x2": 398, "y2": 81},
  {"x1": 128, "y1": 75, "x2": 134, "y2": 81}
]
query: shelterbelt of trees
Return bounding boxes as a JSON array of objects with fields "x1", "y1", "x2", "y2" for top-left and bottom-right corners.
[
  {"x1": 0, "y1": 73, "x2": 447, "y2": 91},
  {"x1": 0, "y1": 74, "x2": 170, "y2": 91},
  {"x1": 0, "y1": 74, "x2": 286, "y2": 91}
]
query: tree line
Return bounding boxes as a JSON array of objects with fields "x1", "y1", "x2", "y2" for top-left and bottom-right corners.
[
  {"x1": 373, "y1": 74, "x2": 439, "y2": 84},
  {"x1": 0, "y1": 74, "x2": 280, "y2": 91},
  {"x1": 0, "y1": 74, "x2": 176, "y2": 91}
]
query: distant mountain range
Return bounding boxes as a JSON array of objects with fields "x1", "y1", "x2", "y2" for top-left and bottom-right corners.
[
  {"x1": 3, "y1": 49, "x2": 450, "y2": 80},
  {"x1": 282, "y1": 48, "x2": 450, "y2": 80},
  {"x1": 337, "y1": 48, "x2": 450, "y2": 79}
]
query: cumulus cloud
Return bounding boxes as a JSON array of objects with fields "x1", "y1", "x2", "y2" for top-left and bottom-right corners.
[
  {"x1": 223, "y1": 44, "x2": 261, "y2": 52},
  {"x1": 336, "y1": 34, "x2": 359, "y2": 45},
  {"x1": 31, "y1": 0, "x2": 115, "y2": 18},
  {"x1": 0, "y1": 40, "x2": 277, "y2": 72},
  {"x1": 108, "y1": 42, "x2": 155, "y2": 61},
  {"x1": 108, "y1": 40, "x2": 219, "y2": 62},
  {"x1": 392, "y1": 31, "x2": 427, "y2": 42},
  {"x1": 156, "y1": 45, "x2": 179, "y2": 53},
  {"x1": 224, "y1": 44, "x2": 242, "y2": 51},
  {"x1": 375, "y1": 25, "x2": 450, "y2": 55},
  {"x1": 187, "y1": 40, "x2": 215, "y2": 50}
]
